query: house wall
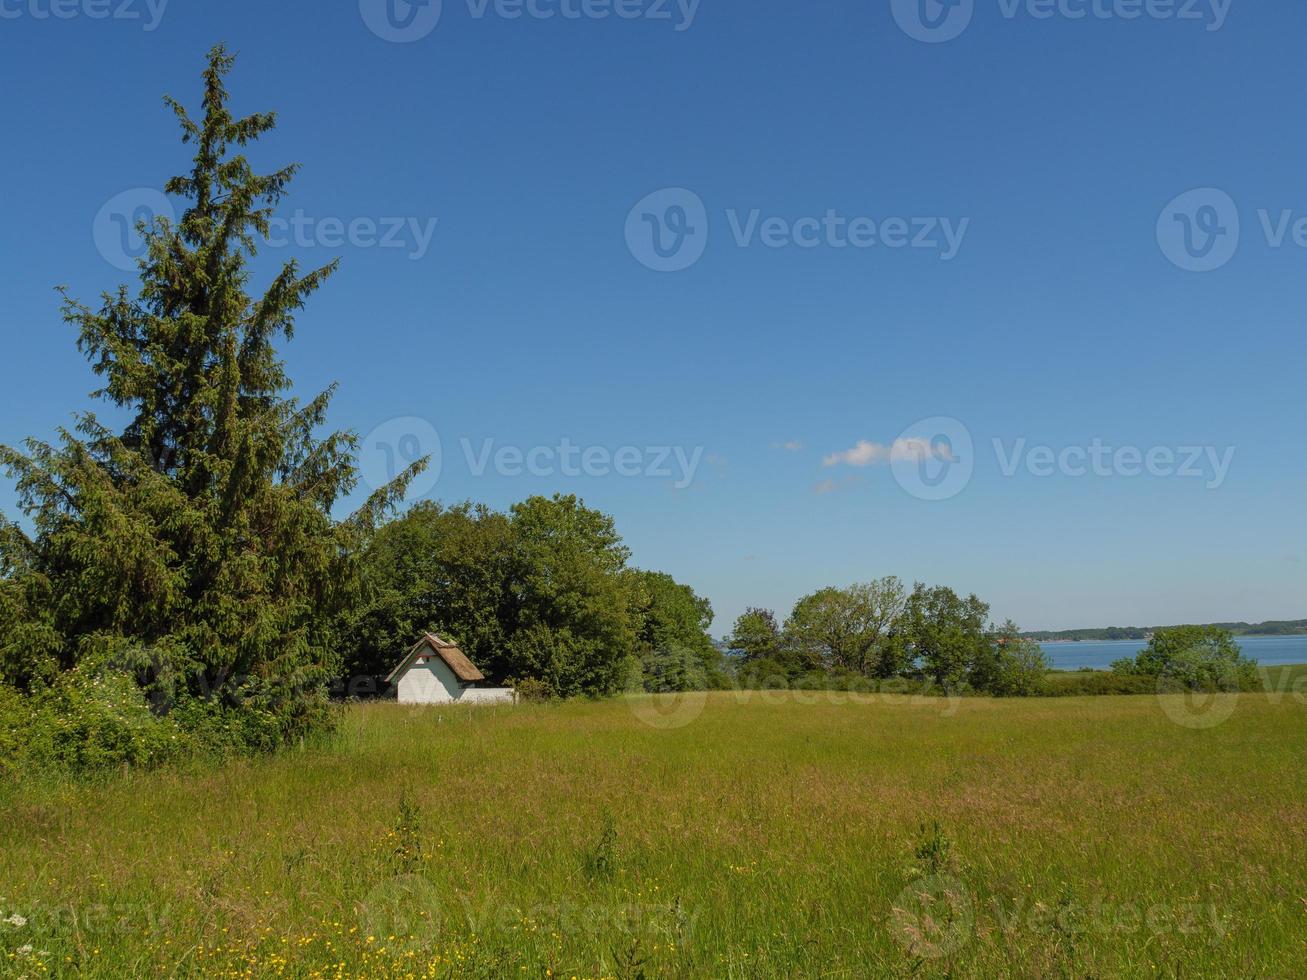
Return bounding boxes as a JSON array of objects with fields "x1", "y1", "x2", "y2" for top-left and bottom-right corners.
[
  {"x1": 396, "y1": 655, "x2": 517, "y2": 706},
  {"x1": 397, "y1": 655, "x2": 462, "y2": 704},
  {"x1": 458, "y1": 687, "x2": 516, "y2": 705}
]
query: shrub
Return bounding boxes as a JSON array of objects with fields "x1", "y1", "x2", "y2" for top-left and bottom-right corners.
[
  {"x1": 988, "y1": 638, "x2": 1052, "y2": 697},
  {"x1": 1112, "y1": 626, "x2": 1258, "y2": 691},
  {"x1": 0, "y1": 671, "x2": 186, "y2": 776},
  {"x1": 639, "y1": 643, "x2": 708, "y2": 694},
  {"x1": 732, "y1": 657, "x2": 796, "y2": 690},
  {"x1": 512, "y1": 678, "x2": 554, "y2": 704},
  {"x1": 0, "y1": 684, "x2": 29, "y2": 780}
]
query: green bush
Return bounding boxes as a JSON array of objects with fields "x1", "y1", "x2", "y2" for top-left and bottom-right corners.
[
  {"x1": 732, "y1": 657, "x2": 797, "y2": 690},
  {"x1": 639, "y1": 643, "x2": 709, "y2": 693},
  {"x1": 1111, "y1": 626, "x2": 1258, "y2": 691},
  {"x1": 0, "y1": 684, "x2": 28, "y2": 779},
  {"x1": 511, "y1": 678, "x2": 554, "y2": 704},
  {"x1": 988, "y1": 637, "x2": 1052, "y2": 697},
  {"x1": 0, "y1": 671, "x2": 186, "y2": 776}
]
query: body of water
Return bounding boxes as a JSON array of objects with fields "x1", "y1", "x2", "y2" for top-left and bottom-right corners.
[{"x1": 1040, "y1": 634, "x2": 1307, "y2": 671}]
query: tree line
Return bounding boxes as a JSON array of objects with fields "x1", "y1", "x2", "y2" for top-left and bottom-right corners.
[
  {"x1": 339, "y1": 513, "x2": 1056, "y2": 700},
  {"x1": 338, "y1": 497, "x2": 726, "y2": 700},
  {"x1": 722, "y1": 580, "x2": 1049, "y2": 697},
  {"x1": 1023, "y1": 619, "x2": 1306, "y2": 642}
]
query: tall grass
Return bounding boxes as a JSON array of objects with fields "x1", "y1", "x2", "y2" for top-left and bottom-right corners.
[{"x1": 1, "y1": 689, "x2": 1304, "y2": 977}]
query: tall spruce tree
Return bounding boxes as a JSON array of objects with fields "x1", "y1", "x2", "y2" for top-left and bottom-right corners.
[{"x1": 0, "y1": 45, "x2": 422, "y2": 751}]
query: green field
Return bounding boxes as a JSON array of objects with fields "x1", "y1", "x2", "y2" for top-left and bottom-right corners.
[{"x1": 2, "y1": 687, "x2": 1306, "y2": 978}]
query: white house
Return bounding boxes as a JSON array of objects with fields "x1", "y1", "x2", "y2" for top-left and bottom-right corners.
[{"x1": 386, "y1": 634, "x2": 515, "y2": 705}]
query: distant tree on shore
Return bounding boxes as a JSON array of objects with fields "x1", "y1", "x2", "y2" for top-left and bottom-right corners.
[
  {"x1": 727, "y1": 582, "x2": 1049, "y2": 695},
  {"x1": 901, "y1": 584, "x2": 992, "y2": 689},
  {"x1": 1022, "y1": 619, "x2": 1306, "y2": 642},
  {"x1": 978, "y1": 621, "x2": 1053, "y2": 697},
  {"x1": 1111, "y1": 625, "x2": 1258, "y2": 691}
]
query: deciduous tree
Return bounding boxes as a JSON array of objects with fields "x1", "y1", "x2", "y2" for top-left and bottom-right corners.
[
  {"x1": 901, "y1": 584, "x2": 991, "y2": 689},
  {"x1": 784, "y1": 578, "x2": 909, "y2": 677}
]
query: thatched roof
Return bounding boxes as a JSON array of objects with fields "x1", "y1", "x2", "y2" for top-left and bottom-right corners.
[{"x1": 386, "y1": 633, "x2": 486, "y2": 684}]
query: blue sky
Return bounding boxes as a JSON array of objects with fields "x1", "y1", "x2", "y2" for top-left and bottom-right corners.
[{"x1": 2, "y1": 0, "x2": 1304, "y2": 633}]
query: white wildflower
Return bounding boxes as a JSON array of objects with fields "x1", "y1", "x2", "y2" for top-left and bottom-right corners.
[
  {"x1": 3, "y1": 913, "x2": 27, "y2": 927},
  {"x1": 16, "y1": 944, "x2": 33, "y2": 955}
]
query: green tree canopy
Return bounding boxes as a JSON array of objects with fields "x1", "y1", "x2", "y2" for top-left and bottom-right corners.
[
  {"x1": 784, "y1": 577, "x2": 908, "y2": 677},
  {"x1": 726, "y1": 608, "x2": 783, "y2": 663},
  {"x1": 726, "y1": 580, "x2": 1037, "y2": 695},
  {"x1": 342, "y1": 494, "x2": 661, "y2": 699},
  {"x1": 339, "y1": 501, "x2": 516, "y2": 686},
  {"x1": 1112, "y1": 625, "x2": 1258, "y2": 690},
  {"x1": 505, "y1": 494, "x2": 638, "y2": 696},
  {"x1": 901, "y1": 584, "x2": 992, "y2": 689},
  {"x1": 980, "y1": 620, "x2": 1052, "y2": 697},
  {"x1": 629, "y1": 569, "x2": 725, "y2": 691}
]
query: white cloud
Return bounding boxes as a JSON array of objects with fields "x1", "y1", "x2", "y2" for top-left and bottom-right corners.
[
  {"x1": 822, "y1": 437, "x2": 951, "y2": 468},
  {"x1": 812, "y1": 475, "x2": 862, "y2": 495},
  {"x1": 772, "y1": 440, "x2": 804, "y2": 452}
]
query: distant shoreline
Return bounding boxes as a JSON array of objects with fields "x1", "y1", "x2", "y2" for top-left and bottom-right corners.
[
  {"x1": 1024, "y1": 621, "x2": 1307, "y2": 643},
  {"x1": 1042, "y1": 634, "x2": 1294, "y2": 645}
]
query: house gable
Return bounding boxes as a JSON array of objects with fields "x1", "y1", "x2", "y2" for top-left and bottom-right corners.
[
  {"x1": 396, "y1": 651, "x2": 463, "y2": 703},
  {"x1": 387, "y1": 634, "x2": 512, "y2": 706},
  {"x1": 385, "y1": 634, "x2": 485, "y2": 686}
]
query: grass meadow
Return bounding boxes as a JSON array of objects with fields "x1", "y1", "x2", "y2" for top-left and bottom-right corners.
[{"x1": 2, "y1": 682, "x2": 1306, "y2": 978}]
